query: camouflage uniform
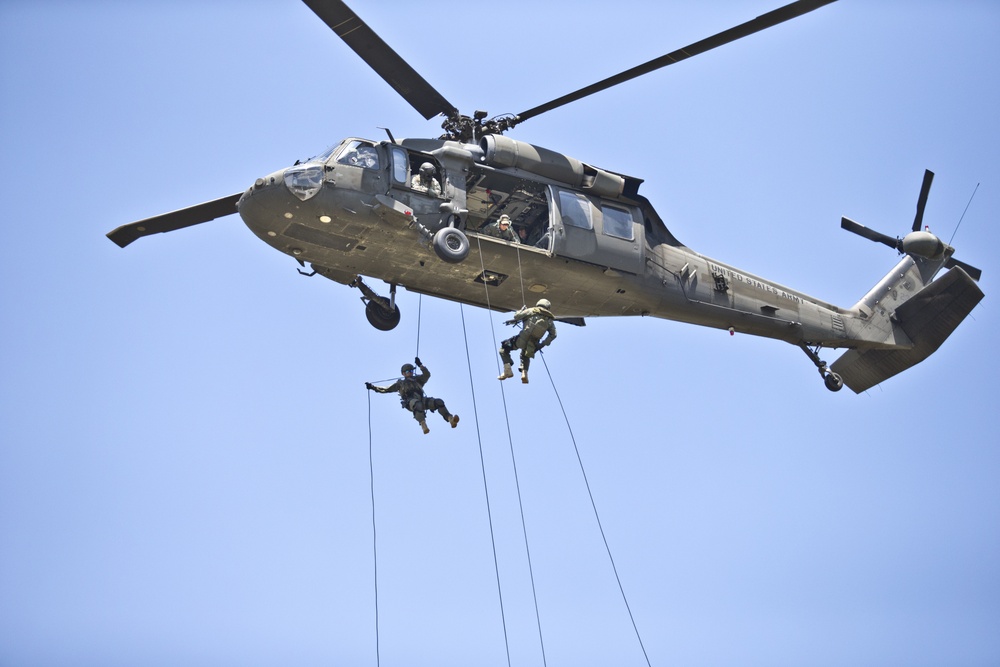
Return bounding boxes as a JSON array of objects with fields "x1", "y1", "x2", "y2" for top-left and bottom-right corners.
[
  {"x1": 480, "y1": 215, "x2": 519, "y2": 242},
  {"x1": 367, "y1": 359, "x2": 458, "y2": 434},
  {"x1": 499, "y1": 300, "x2": 557, "y2": 383},
  {"x1": 411, "y1": 163, "x2": 442, "y2": 197}
]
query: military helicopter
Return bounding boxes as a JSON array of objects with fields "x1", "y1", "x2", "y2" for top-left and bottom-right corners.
[{"x1": 107, "y1": 0, "x2": 983, "y2": 394}]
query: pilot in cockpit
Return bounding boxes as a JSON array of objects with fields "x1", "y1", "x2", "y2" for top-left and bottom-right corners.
[{"x1": 337, "y1": 142, "x2": 380, "y2": 169}]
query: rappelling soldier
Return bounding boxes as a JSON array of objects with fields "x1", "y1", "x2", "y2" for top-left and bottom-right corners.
[
  {"x1": 498, "y1": 299, "x2": 557, "y2": 384},
  {"x1": 366, "y1": 357, "x2": 459, "y2": 434}
]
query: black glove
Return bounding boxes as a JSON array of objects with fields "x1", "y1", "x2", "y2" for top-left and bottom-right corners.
[
  {"x1": 503, "y1": 319, "x2": 514, "y2": 326},
  {"x1": 365, "y1": 382, "x2": 374, "y2": 390},
  {"x1": 414, "y1": 356, "x2": 422, "y2": 366}
]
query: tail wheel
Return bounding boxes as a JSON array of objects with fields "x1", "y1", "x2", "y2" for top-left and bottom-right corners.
[
  {"x1": 432, "y1": 227, "x2": 470, "y2": 263},
  {"x1": 824, "y1": 372, "x2": 844, "y2": 392},
  {"x1": 365, "y1": 300, "x2": 401, "y2": 331}
]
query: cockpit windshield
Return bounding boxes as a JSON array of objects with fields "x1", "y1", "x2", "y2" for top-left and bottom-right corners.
[
  {"x1": 311, "y1": 144, "x2": 341, "y2": 163},
  {"x1": 335, "y1": 140, "x2": 380, "y2": 170}
]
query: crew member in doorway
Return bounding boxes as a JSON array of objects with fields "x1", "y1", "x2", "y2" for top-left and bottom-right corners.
[
  {"x1": 367, "y1": 358, "x2": 459, "y2": 434},
  {"x1": 481, "y1": 214, "x2": 519, "y2": 242},
  {"x1": 410, "y1": 162, "x2": 442, "y2": 197},
  {"x1": 498, "y1": 299, "x2": 557, "y2": 384}
]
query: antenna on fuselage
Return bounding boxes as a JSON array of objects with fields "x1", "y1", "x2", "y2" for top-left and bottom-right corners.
[
  {"x1": 379, "y1": 127, "x2": 397, "y2": 144},
  {"x1": 948, "y1": 182, "x2": 979, "y2": 246}
]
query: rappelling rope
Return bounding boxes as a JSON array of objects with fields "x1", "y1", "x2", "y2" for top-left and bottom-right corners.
[
  {"x1": 474, "y1": 235, "x2": 550, "y2": 666},
  {"x1": 515, "y1": 245, "x2": 527, "y2": 308},
  {"x1": 459, "y1": 303, "x2": 513, "y2": 667},
  {"x1": 538, "y1": 352, "x2": 652, "y2": 667},
  {"x1": 365, "y1": 389, "x2": 381, "y2": 667},
  {"x1": 415, "y1": 294, "x2": 423, "y2": 358}
]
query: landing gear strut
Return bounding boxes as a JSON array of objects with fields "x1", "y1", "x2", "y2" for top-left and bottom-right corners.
[
  {"x1": 798, "y1": 343, "x2": 843, "y2": 392},
  {"x1": 350, "y1": 275, "x2": 401, "y2": 331}
]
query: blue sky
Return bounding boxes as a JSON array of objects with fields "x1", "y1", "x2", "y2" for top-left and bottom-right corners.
[{"x1": 2, "y1": 1, "x2": 998, "y2": 665}]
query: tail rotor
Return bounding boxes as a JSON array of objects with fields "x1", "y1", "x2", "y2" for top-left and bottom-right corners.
[{"x1": 841, "y1": 169, "x2": 981, "y2": 281}]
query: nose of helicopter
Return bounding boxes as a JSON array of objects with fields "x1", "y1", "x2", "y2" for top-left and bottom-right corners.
[
  {"x1": 237, "y1": 166, "x2": 308, "y2": 240},
  {"x1": 236, "y1": 162, "x2": 359, "y2": 263}
]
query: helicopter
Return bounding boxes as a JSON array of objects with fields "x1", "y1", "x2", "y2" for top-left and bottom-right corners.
[{"x1": 107, "y1": 0, "x2": 983, "y2": 394}]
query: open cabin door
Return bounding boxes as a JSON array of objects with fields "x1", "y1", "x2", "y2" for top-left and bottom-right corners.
[
  {"x1": 550, "y1": 187, "x2": 644, "y2": 274},
  {"x1": 381, "y1": 144, "x2": 463, "y2": 233}
]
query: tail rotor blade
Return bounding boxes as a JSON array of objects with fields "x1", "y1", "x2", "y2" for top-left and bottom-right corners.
[
  {"x1": 945, "y1": 257, "x2": 982, "y2": 282},
  {"x1": 841, "y1": 217, "x2": 900, "y2": 250},
  {"x1": 912, "y1": 169, "x2": 934, "y2": 232}
]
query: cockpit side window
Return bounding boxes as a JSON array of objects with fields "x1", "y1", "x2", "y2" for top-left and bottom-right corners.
[
  {"x1": 391, "y1": 147, "x2": 409, "y2": 184},
  {"x1": 336, "y1": 140, "x2": 380, "y2": 170},
  {"x1": 558, "y1": 191, "x2": 594, "y2": 230},
  {"x1": 602, "y1": 204, "x2": 635, "y2": 240}
]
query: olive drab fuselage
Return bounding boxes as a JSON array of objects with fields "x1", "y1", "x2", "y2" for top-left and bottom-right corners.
[{"x1": 230, "y1": 132, "x2": 982, "y2": 393}]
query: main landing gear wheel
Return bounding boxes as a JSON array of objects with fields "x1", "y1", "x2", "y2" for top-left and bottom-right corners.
[
  {"x1": 365, "y1": 299, "x2": 401, "y2": 331},
  {"x1": 350, "y1": 275, "x2": 401, "y2": 331},
  {"x1": 432, "y1": 227, "x2": 469, "y2": 263}
]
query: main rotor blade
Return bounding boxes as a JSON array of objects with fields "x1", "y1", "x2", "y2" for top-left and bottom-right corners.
[
  {"x1": 515, "y1": 0, "x2": 837, "y2": 124},
  {"x1": 107, "y1": 193, "x2": 242, "y2": 248},
  {"x1": 912, "y1": 169, "x2": 934, "y2": 232},
  {"x1": 841, "y1": 217, "x2": 900, "y2": 250},
  {"x1": 302, "y1": 0, "x2": 457, "y2": 120}
]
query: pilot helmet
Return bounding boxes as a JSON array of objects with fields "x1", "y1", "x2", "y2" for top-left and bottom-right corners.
[
  {"x1": 419, "y1": 162, "x2": 434, "y2": 177},
  {"x1": 401, "y1": 363, "x2": 415, "y2": 374},
  {"x1": 536, "y1": 298, "x2": 551, "y2": 309},
  {"x1": 498, "y1": 214, "x2": 511, "y2": 226}
]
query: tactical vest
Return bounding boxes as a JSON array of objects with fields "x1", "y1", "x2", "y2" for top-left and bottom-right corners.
[
  {"x1": 398, "y1": 378, "x2": 425, "y2": 407},
  {"x1": 522, "y1": 311, "x2": 552, "y2": 340}
]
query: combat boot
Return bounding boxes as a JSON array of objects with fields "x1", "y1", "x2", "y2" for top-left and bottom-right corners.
[
  {"x1": 419, "y1": 420, "x2": 430, "y2": 435},
  {"x1": 521, "y1": 369, "x2": 529, "y2": 384},
  {"x1": 498, "y1": 363, "x2": 514, "y2": 380},
  {"x1": 449, "y1": 414, "x2": 460, "y2": 428}
]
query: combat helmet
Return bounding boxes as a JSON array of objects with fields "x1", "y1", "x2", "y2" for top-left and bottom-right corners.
[
  {"x1": 401, "y1": 363, "x2": 415, "y2": 374},
  {"x1": 536, "y1": 298, "x2": 551, "y2": 309}
]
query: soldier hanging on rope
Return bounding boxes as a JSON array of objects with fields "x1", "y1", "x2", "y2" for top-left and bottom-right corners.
[
  {"x1": 498, "y1": 299, "x2": 557, "y2": 384},
  {"x1": 367, "y1": 358, "x2": 459, "y2": 434}
]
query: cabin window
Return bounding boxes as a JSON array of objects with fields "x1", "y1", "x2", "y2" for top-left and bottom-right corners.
[
  {"x1": 602, "y1": 205, "x2": 634, "y2": 240},
  {"x1": 558, "y1": 191, "x2": 593, "y2": 230},
  {"x1": 336, "y1": 140, "x2": 380, "y2": 170},
  {"x1": 391, "y1": 146, "x2": 409, "y2": 183}
]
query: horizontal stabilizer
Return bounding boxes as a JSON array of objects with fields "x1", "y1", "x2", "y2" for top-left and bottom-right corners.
[{"x1": 831, "y1": 266, "x2": 984, "y2": 393}]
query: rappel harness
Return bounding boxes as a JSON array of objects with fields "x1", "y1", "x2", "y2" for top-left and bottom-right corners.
[{"x1": 397, "y1": 377, "x2": 425, "y2": 409}]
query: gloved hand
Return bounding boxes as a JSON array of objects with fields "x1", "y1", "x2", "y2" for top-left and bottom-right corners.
[
  {"x1": 414, "y1": 356, "x2": 422, "y2": 366},
  {"x1": 365, "y1": 382, "x2": 374, "y2": 390},
  {"x1": 503, "y1": 319, "x2": 514, "y2": 326}
]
